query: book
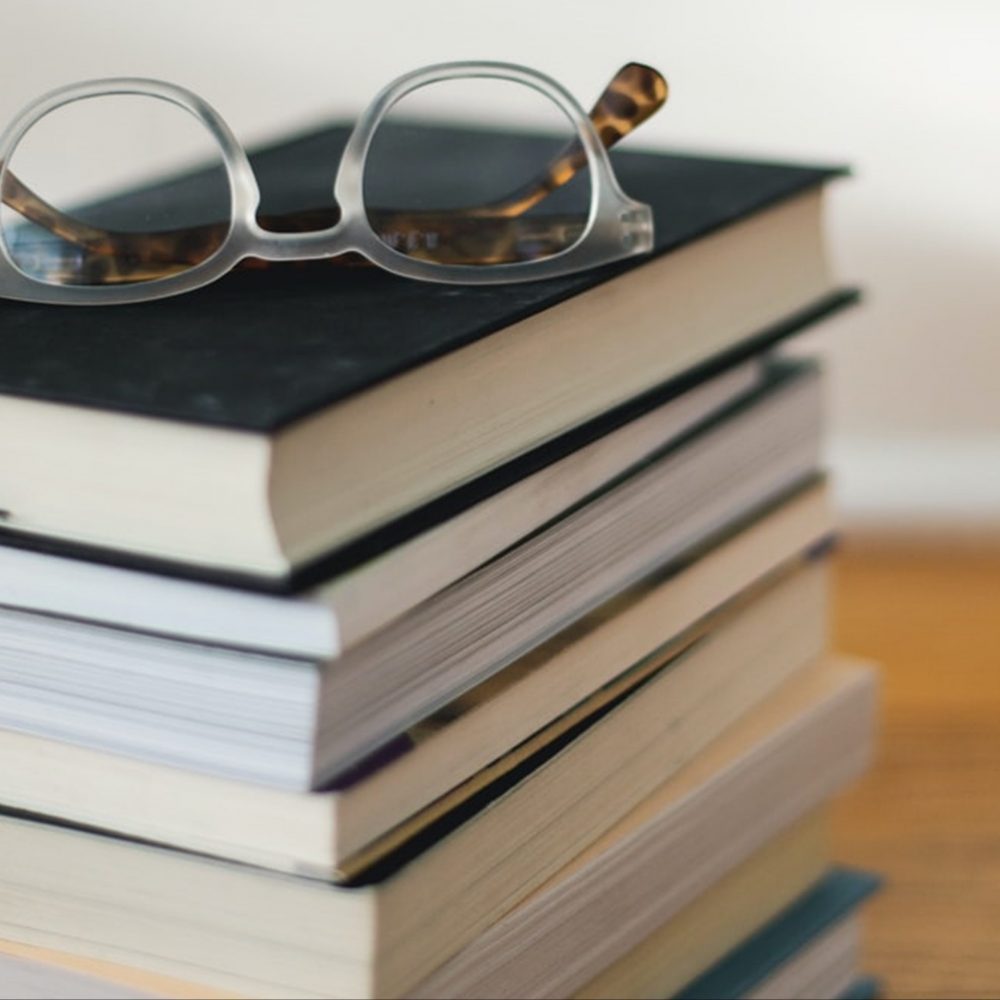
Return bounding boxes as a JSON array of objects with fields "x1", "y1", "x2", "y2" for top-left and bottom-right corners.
[
  {"x1": 0, "y1": 811, "x2": 830, "y2": 1000},
  {"x1": 412, "y1": 660, "x2": 876, "y2": 1000},
  {"x1": 734, "y1": 917, "x2": 861, "y2": 999},
  {"x1": 0, "y1": 363, "x2": 826, "y2": 789},
  {"x1": 0, "y1": 551, "x2": 829, "y2": 877},
  {"x1": 574, "y1": 809, "x2": 831, "y2": 999},
  {"x1": 0, "y1": 121, "x2": 852, "y2": 582},
  {"x1": 0, "y1": 659, "x2": 875, "y2": 1000},
  {"x1": 678, "y1": 867, "x2": 881, "y2": 999}
]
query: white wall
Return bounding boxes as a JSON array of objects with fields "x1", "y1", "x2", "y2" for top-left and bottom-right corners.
[{"x1": 3, "y1": 0, "x2": 998, "y2": 529}]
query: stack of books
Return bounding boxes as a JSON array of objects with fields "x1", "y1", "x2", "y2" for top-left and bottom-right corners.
[{"x1": 0, "y1": 124, "x2": 880, "y2": 999}]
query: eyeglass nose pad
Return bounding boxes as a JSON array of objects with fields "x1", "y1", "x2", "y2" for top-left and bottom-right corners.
[{"x1": 254, "y1": 204, "x2": 342, "y2": 234}]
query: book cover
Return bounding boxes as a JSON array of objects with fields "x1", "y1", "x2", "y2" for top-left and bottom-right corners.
[{"x1": 0, "y1": 123, "x2": 848, "y2": 431}]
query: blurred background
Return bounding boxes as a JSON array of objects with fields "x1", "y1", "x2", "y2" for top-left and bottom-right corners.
[
  {"x1": 3, "y1": 0, "x2": 998, "y2": 537},
  {"x1": 2, "y1": 3, "x2": 998, "y2": 997}
]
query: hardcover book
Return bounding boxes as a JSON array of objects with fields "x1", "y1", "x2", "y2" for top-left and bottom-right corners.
[{"x1": 0, "y1": 122, "x2": 854, "y2": 582}]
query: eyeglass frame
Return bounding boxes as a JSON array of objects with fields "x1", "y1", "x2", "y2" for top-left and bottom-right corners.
[{"x1": 0, "y1": 61, "x2": 657, "y2": 306}]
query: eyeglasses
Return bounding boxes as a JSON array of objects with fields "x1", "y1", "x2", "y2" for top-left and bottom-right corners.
[{"x1": 0, "y1": 61, "x2": 667, "y2": 306}]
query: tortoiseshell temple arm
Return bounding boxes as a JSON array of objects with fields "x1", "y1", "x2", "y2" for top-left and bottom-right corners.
[
  {"x1": 0, "y1": 64, "x2": 667, "y2": 283},
  {"x1": 479, "y1": 61, "x2": 668, "y2": 219}
]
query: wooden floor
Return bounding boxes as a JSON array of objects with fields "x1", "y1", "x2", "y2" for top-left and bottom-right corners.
[{"x1": 831, "y1": 541, "x2": 1000, "y2": 999}]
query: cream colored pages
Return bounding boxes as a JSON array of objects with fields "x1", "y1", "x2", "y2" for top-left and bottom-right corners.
[{"x1": 574, "y1": 809, "x2": 830, "y2": 999}]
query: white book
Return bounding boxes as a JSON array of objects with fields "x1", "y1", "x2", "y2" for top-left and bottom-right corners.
[{"x1": 0, "y1": 552, "x2": 829, "y2": 877}]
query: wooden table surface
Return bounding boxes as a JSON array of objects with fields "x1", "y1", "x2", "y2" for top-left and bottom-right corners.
[{"x1": 831, "y1": 540, "x2": 1000, "y2": 999}]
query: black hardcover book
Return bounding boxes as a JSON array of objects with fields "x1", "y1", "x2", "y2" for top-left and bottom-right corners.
[{"x1": 0, "y1": 123, "x2": 854, "y2": 582}]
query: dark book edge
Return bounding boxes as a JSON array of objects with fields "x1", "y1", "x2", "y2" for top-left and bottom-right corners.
[
  {"x1": 676, "y1": 867, "x2": 883, "y2": 1000},
  {"x1": 839, "y1": 975, "x2": 884, "y2": 1000},
  {"x1": 0, "y1": 286, "x2": 859, "y2": 594}
]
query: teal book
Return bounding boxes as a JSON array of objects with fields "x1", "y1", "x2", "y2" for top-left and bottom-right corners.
[
  {"x1": 840, "y1": 974, "x2": 883, "y2": 1000},
  {"x1": 677, "y1": 867, "x2": 882, "y2": 999},
  {"x1": 0, "y1": 122, "x2": 854, "y2": 584}
]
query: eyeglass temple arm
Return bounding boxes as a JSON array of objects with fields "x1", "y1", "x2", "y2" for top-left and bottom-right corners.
[
  {"x1": 0, "y1": 168, "x2": 117, "y2": 248},
  {"x1": 479, "y1": 62, "x2": 668, "y2": 218},
  {"x1": 0, "y1": 63, "x2": 667, "y2": 268}
]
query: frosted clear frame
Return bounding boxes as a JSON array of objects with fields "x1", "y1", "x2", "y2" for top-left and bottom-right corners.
[{"x1": 0, "y1": 62, "x2": 656, "y2": 306}]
